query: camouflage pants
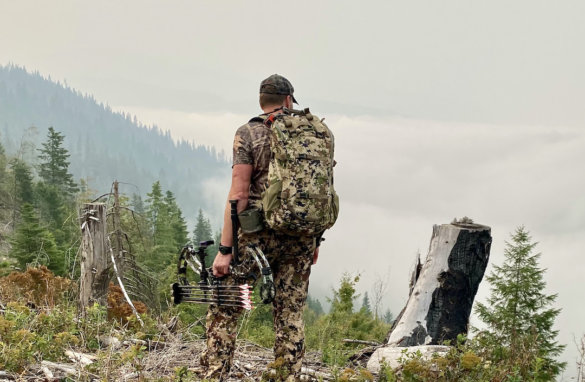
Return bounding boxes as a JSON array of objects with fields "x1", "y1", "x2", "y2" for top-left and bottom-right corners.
[{"x1": 200, "y1": 230, "x2": 316, "y2": 381}]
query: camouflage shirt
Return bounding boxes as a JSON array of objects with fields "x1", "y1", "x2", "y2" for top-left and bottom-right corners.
[{"x1": 232, "y1": 118, "x2": 271, "y2": 201}]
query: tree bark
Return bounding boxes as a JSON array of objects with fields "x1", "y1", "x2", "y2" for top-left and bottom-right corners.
[
  {"x1": 112, "y1": 180, "x2": 125, "y2": 278},
  {"x1": 387, "y1": 221, "x2": 491, "y2": 346},
  {"x1": 79, "y1": 203, "x2": 109, "y2": 312},
  {"x1": 368, "y1": 220, "x2": 491, "y2": 372}
]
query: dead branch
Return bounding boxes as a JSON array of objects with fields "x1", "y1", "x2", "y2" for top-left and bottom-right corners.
[
  {"x1": 342, "y1": 339, "x2": 381, "y2": 346},
  {"x1": 107, "y1": 237, "x2": 144, "y2": 327}
]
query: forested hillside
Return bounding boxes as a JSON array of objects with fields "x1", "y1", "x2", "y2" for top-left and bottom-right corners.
[{"x1": 0, "y1": 64, "x2": 230, "y2": 219}]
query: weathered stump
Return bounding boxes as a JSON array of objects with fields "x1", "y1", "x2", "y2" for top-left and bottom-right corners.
[
  {"x1": 368, "y1": 219, "x2": 491, "y2": 372},
  {"x1": 79, "y1": 203, "x2": 110, "y2": 312}
]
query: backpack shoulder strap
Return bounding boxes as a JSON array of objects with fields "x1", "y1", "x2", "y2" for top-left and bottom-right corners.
[
  {"x1": 249, "y1": 114, "x2": 278, "y2": 127},
  {"x1": 249, "y1": 115, "x2": 266, "y2": 124}
]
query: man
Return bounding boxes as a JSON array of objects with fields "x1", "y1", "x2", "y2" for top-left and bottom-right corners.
[{"x1": 200, "y1": 74, "x2": 325, "y2": 381}]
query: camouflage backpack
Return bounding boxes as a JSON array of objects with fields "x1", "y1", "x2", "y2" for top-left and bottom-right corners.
[{"x1": 256, "y1": 108, "x2": 339, "y2": 236}]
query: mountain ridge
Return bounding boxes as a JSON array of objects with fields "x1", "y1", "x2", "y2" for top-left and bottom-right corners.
[{"x1": 0, "y1": 64, "x2": 230, "y2": 224}]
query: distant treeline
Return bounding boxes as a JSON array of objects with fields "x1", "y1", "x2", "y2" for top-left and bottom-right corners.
[{"x1": 0, "y1": 63, "x2": 230, "y2": 222}]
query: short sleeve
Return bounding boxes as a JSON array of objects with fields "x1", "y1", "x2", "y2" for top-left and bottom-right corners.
[{"x1": 233, "y1": 125, "x2": 253, "y2": 166}]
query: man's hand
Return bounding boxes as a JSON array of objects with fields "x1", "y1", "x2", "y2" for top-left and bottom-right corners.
[
  {"x1": 313, "y1": 247, "x2": 320, "y2": 265},
  {"x1": 213, "y1": 253, "x2": 232, "y2": 277}
]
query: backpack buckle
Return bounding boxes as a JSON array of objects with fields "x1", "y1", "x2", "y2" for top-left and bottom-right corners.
[{"x1": 299, "y1": 191, "x2": 310, "y2": 199}]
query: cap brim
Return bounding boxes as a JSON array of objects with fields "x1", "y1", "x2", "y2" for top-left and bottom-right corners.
[{"x1": 292, "y1": 95, "x2": 298, "y2": 104}]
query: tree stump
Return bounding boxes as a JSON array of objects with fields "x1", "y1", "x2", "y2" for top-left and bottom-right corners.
[
  {"x1": 368, "y1": 219, "x2": 491, "y2": 372},
  {"x1": 79, "y1": 203, "x2": 110, "y2": 312}
]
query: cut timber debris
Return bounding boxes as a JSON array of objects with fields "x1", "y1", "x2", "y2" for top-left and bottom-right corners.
[{"x1": 65, "y1": 350, "x2": 97, "y2": 366}]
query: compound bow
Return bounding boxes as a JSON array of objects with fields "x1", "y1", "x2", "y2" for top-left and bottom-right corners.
[{"x1": 171, "y1": 200, "x2": 275, "y2": 310}]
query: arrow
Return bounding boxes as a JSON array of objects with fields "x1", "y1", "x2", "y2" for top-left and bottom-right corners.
[
  {"x1": 180, "y1": 297, "x2": 253, "y2": 310},
  {"x1": 179, "y1": 284, "x2": 252, "y2": 290},
  {"x1": 180, "y1": 293, "x2": 252, "y2": 302}
]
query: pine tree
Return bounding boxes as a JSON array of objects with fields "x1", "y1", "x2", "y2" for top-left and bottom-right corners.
[
  {"x1": 382, "y1": 308, "x2": 394, "y2": 324},
  {"x1": 192, "y1": 208, "x2": 213, "y2": 245},
  {"x1": 475, "y1": 226, "x2": 565, "y2": 380},
  {"x1": 36, "y1": 179, "x2": 79, "y2": 249},
  {"x1": 37, "y1": 127, "x2": 78, "y2": 195},
  {"x1": 305, "y1": 274, "x2": 390, "y2": 365},
  {"x1": 361, "y1": 291, "x2": 372, "y2": 315},
  {"x1": 330, "y1": 273, "x2": 359, "y2": 315},
  {"x1": 10, "y1": 158, "x2": 35, "y2": 206},
  {"x1": 0, "y1": 140, "x2": 6, "y2": 177},
  {"x1": 131, "y1": 193, "x2": 145, "y2": 215},
  {"x1": 146, "y1": 181, "x2": 170, "y2": 246},
  {"x1": 0, "y1": 142, "x2": 9, "y2": 223},
  {"x1": 144, "y1": 181, "x2": 175, "y2": 272},
  {"x1": 203, "y1": 228, "x2": 222, "y2": 267},
  {"x1": 306, "y1": 294, "x2": 324, "y2": 316},
  {"x1": 165, "y1": 190, "x2": 188, "y2": 249},
  {"x1": 9, "y1": 203, "x2": 65, "y2": 275},
  {"x1": 142, "y1": 183, "x2": 191, "y2": 274},
  {"x1": 35, "y1": 128, "x2": 79, "y2": 261}
]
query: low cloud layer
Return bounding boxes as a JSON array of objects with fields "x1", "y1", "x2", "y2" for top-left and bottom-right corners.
[{"x1": 124, "y1": 107, "x2": 584, "y2": 373}]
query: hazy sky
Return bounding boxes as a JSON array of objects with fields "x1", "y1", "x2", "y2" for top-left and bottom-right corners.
[
  {"x1": 2, "y1": 0, "x2": 584, "y2": 125},
  {"x1": 1, "y1": 1, "x2": 584, "y2": 378}
]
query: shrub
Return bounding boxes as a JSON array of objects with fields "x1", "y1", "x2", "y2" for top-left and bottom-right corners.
[
  {"x1": 0, "y1": 266, "x2": 74, "y2": 308},
  {"x1": 305, "y1": 274, "x2": 390, "y2": 366},
  {"x1": 0, "y1": 302, "x2": 79, "y2": 372},
  {"x1": 107, "y1": 282, "x2": 148, "y2": 324}
]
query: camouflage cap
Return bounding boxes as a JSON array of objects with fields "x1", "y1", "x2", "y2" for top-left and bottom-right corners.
[{"x1": 259, "y1": 74, "x2": 298, "y2": 104}]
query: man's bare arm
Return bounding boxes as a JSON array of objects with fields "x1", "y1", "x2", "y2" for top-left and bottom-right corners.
[{"x1": 212, "y1": 164, "x2": 253, "y2": 276}]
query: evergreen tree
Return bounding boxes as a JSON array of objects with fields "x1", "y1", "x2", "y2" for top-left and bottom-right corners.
[
  {"x1": 9, "y1": 203, "x2": 64, "y2": 275},
  {"x1": 203, "y1": 228, "x2": 222, "y2": 267},
  {"x1": 143, "y1": 182, "x2": 191, "y2": 273},
  {"x1": 191, "y1": 209, "x2": 215, "y2": 266},
  {"x1": 382, "y1": 308, "x2": 394, "y2": 324},
  {"x1": 120, "y1": 194, "x2": 149, "y2": 267},
  {"x1": 0, "y1": 142, "x2": 9, "y2": 222},
  {"x1": 144, "y1": 181, "x2": 174, "y2": 271},
  {"x1": 330, "y1": 273, "x2": 359, "y2": 315},
  {"x1": 10, "y1": 158, "x2": 35, "y2": 206},
  {"x1": 34, "y1": 182, "x2": 70, "y2": 246},
  {"x1": 306, "y1": 294, "x2": 324, "y2": 316},
  {"x1": 214, "y1": 229, "x2": 221, "y2": 247},
  {"x1": 131, "y1": 193, "x2": 145, "y2": 215},
  {"x1": 0, "y1": 140, "x2": 6, "y2": 177},
  {"x1": 35, "y1": 127, "x2": 79, "y2": 263},
  {"x1": 37, "y1": 127, "x2": 78, "y2": 195},
  {"x1": 146, "y1": 181, "x2": 170, "y2": 246},
  {"x1": 361, "y1": 292, "x2": 372, "y2": 315},
  {"x1": 192, "y1": 208, "x2": 213, "y2": 245},
  {"x1": 165, "y1": 190, "x2": 188, "y2": 249},
  {"x1": 305, "y1": 274, "x2": 390, "y2": 365},
  {"x1": 475, "y1": 226, "x2": 565, "y2": 380}
]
